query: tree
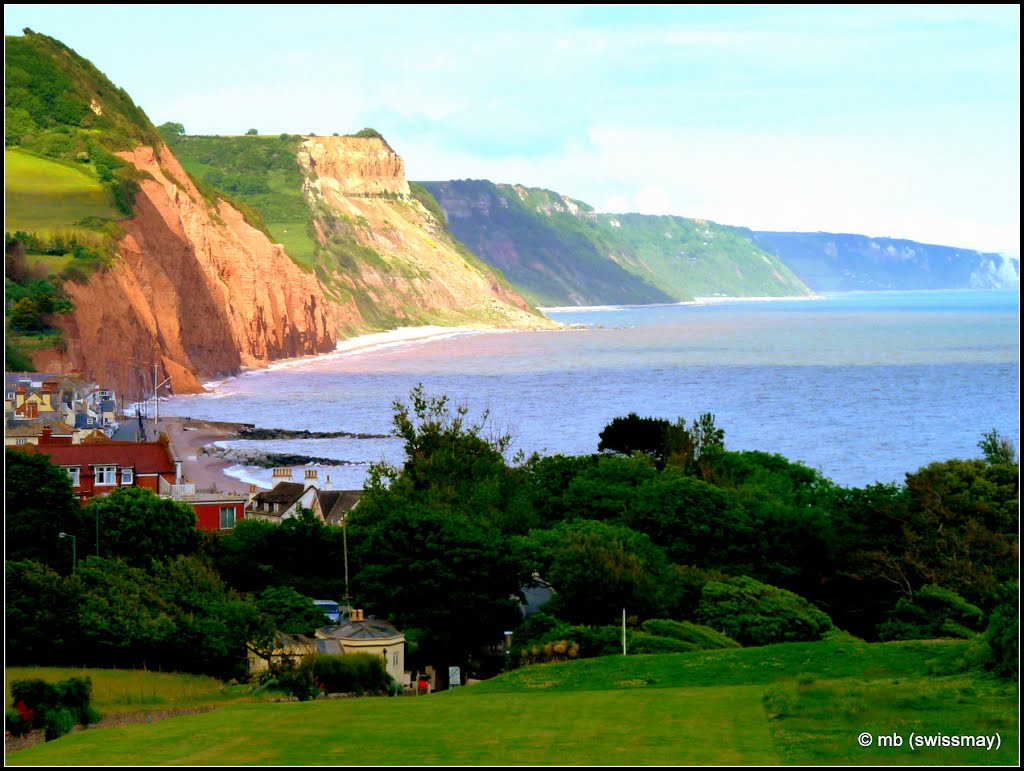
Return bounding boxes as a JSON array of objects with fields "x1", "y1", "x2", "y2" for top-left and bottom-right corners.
[
  {"x1": 696, "y1": 576, "x2": 833, "y2": 647},
  {"x1": 358, "y1": 385, "x2": 530, "y2": 533},
  {"x1": 530, "y1": 519, "x2": 671, "y2": 625},
  {"x1": 598, "y1": 413, "x2": 670, "y2": 459},
  {"x1": 5, "y1": 560, "x2": 80, "y2": 665},
  {"x1": 157, "y1": 121, "x2": 184, "y2": 137},
  {"x1": 978, "y1": 429, "x2": 1017, "y2": 465},
  {"x1": 255, "y1": 586, "x2": 328, "y2": 636},
  {"x1": 245, "y1": 128, "x2": 258, "y2": 136},
  {"x1": 5, "y1": 449, "x2": 82, "y2": 569},
  {"x1": 9, "y1": 297, "x2": 42, "y2": 330},
  {"x1": 348, "y1": 505, "x2": 523, "y2": 669},
  {"x1": 82, "y1": 487, "x2": 198, "y2": 567}
]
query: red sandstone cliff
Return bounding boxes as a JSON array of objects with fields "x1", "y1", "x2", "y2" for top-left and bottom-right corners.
[{"x1": 37, "y1": 144, "x2": 336, "y2": 398}]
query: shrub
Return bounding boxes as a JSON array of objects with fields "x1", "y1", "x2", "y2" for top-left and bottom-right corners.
[
  {"x1": 878, "y1": 585, "x2": 986, "y2": 641},
  {"x1": 982, "y1": 582, "x2": 1019, "y2": 678},
  {"x1": 641, "y1": 619, "x2": 741, "y2": 649},
  {"x1": 629, "y1": 633, "x2": 698, "y2": 654},
  {"x1": 696, "y1": 576, "x2": 833, "y2": 647},
  {"x1": 8, "y1": 677, "x2": 100, "y2": 741},
  {"x1": 313, "y1": 654, "x2": 391, "y2": 695}
]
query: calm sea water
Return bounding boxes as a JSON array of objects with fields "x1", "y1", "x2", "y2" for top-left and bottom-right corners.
[{"x1": 162, "y1": 291, "x2": 1020, "y2": 490}]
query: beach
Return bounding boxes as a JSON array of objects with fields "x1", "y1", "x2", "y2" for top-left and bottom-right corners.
[
  {"x1": 161, "y1": 324, "x2": 506, "y2": 493},
  {"x1": 161, "y1": 417, "x2": 250, "y2": 494}
]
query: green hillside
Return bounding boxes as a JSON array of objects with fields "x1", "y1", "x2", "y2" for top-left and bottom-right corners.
[
  {"x1": 162, "y1": 132, "x2": 317, "y2": 269},
  {"x1": 4, "y1": 149, "x2": 120, "y2": 234},
  {"x1": 6, "y1": 641, "x2": 1017, "y2": 766},
  {"x1": 420, "y1": 180, "x2": 813, "y2": 306}
]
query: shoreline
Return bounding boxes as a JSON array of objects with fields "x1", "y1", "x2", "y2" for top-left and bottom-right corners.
[
  {"x1": 200, "y1": 324, "x2": 514, "y2": 390},
  {"x1": 538, "y1": 295, "x2": 820, "y2": 313}
]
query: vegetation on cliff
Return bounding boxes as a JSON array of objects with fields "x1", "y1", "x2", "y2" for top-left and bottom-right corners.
[{"x1": 420, "y1": 180, "x2": 813, "y2": 306}]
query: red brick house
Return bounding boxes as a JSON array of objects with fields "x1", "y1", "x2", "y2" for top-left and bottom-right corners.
[
  {"x1": 187, "y1": 492, "x2": 249, "y2": 532},
  {"x1": 20, "y1": 434, "x2": 181, "y2": 504}
]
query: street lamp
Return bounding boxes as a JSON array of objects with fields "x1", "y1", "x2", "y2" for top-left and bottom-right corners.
[{"x1": 59, "y1": 532, "x2": 77, "y2": 573}]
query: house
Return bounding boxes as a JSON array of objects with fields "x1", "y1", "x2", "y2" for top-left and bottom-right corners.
[
  {"x1": 242, "y1": 468, "x2": 360, "y2": 525},
  {"x1": 247, "y1": 632, "x2": 317, "y2": 675},
  {"x1": 316, "y1": 610, "x2": 407, "y2": 685},
  {"x1": 4, "y1": 420, "x2": 76, "y2": 447},
  {"x1": 245, "y1": 469, "x2": 324, "y2": 522},
  {"x1": 316, "y1": 488, "x2": 362, "y2": 525},
  {"x1": 184, "y1": 492, "x2": 250, "y2": 532},
  {"x1": 18, "y1": 433, "x2": 182, "y2": 504}
]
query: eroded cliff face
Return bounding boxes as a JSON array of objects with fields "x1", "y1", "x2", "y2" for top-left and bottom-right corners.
[
  {"x1": 44, "y1": 145, "x2": 336, "y2": 398},
  {"x1": 296, "y1": 136, "x2": 552, "y2": 333}
]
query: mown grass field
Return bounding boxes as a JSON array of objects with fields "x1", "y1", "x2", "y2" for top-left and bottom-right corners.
[
  {"x1": 6, "y1": 641, "x2": 1018, "y2": 766},
  {"x1": 4, "y1": 150, "x2": 120, "y2": 234}
]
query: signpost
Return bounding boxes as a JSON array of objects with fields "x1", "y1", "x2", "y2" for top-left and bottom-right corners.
[{"x1": 448, "y1": 666, "x2": 461, "y2": 688}]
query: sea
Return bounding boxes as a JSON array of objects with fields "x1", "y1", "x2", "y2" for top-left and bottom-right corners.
[{"x1": 160, "y1": 290, "x2": 1020, "y2": 491}]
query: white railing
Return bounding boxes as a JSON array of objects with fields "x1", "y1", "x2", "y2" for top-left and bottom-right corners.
[{"x1": 168, "y1": 483, "x2": 196, "y2": 497}]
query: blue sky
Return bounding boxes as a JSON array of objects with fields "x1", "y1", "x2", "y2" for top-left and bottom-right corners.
[{"x1": 5, "y1": 4, "x2": 1020, "y2": 253}]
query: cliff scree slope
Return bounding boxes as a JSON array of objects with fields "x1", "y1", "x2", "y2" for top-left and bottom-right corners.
[{"x1": 50, "y1": 145, "x2": 337, "y2": 396}]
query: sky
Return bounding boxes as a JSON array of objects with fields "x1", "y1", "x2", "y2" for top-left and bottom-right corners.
[{"x1": 5, "y1": 4, "x2": 1020, "y2": 253}]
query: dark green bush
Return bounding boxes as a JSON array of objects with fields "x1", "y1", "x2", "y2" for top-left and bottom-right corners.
[
  {"x1": 983, "y1": 582, "x2": 1018, "y2": 678},
  {"x1": 696, "y1": 576, "x2": 833, "y2": 647},
  {"x1": 8, "y1": 676, "x2": 99, "y2": 741},
  {"x1": 878, "y1": 585, "x2": 986, "y2": 642},
  {"x1": 641, "y1": 619, "x2": 741, "y2": 649},
  {"x1": 629, "y1": 633, "x2": 698, "y2": 654},
  {"x1": 313, "y1": 653, "x2": 391, "y2": 695}
]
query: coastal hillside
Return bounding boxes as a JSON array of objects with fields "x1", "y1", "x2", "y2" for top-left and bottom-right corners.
[
  {"x1": 167, "y1": 132, "x2": 549, "y2": 337},
  {"x1": 4, "y1": 32, "x2": 549, "y2": 398},
  {"x1": 744, "y1": 230, "x2": 1020, "y2": 292},
  {"x1": 4, "y1": 30, "x2": 336, "y2": 396},
  {"x1": 419, "y1": 179, "x2": 814, "y2": 306}
]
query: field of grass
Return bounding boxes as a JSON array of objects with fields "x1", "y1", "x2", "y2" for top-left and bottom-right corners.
[
  {"x1": 6, "y1": 641, "x2": 1018, "y2": 766},
  {"x1": 4, "y1": 667, "x2": 246, "y2": 715},
  {"x1": 4, "y1": 150, "x2": 120, "y2": 234}
]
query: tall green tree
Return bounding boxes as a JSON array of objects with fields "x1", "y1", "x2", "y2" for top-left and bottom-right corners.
[
  {"x1": 348, "y1": 505, "x2": 523, "y2": 668},
  {"x1": 530, "y1": 519, "x2": 671, "y2": 625},
  {"x1": 83, "y1": 487, "x2": 198, "y2": 567},
  {"x1": 5, "y1": 449, "x2": 82, "y2": 570}
]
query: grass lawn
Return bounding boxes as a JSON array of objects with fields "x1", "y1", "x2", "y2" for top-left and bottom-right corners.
[
  {"x1": 4, "y1": 150, "x2": 120, "y2": 234},
  {"x1": 5, "y1": 642, "x2": 1018, "y2": 766}
]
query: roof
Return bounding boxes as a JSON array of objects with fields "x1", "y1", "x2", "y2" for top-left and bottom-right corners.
[
  {"x1": 4, "y1": 418, "x2": 77, "y2": 435},
  {"x1": 318, "y1": 619, "x2": 403, "y2": 641},
  {"x1": 317, "y1": 490, "x2": 362, "y2": 524},
  {"x1": 18, "y1": 441, "x2": 177, "y2": 474},
  {"x1": 314, "y1": 639, "x2": 346, "y2": 656},
  {"x1": 248, "y1": 481, "x2": 307, "y2": 508}
]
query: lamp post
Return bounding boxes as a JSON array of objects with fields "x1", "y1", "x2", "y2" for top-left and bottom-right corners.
[{"x1": 59, "y1": 532, "x2": 77, "y2": 573}]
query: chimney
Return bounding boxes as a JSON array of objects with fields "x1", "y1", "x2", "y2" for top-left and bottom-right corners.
[
  {"x1": 40, "y1": 426, "x2": 52, "y2": 445},
  {"x1": 324, "y1": 474, "x2": 332, "y2": 490},
  {"x1": 247, "y1": 484, "x2": 259, "y2": 504},
  {"x1": 272, "y1": 467, "x2": 293, "y2": 478},
  {"x1": 304, "y1": 469, "x2": 318, "y2": 482}
]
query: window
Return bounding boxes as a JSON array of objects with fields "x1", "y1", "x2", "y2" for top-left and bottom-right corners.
[
  {"x1": 121, "y1": 468, "x2": 134, "y2": 485},
  {"x1": 393, "y1": 652, "x2": 399, "y2": 668},
  {"x1": 66, "y1": 467, "x2": 80, "y2": 486},
  {"x1": 272, "y1": 502, "x2": 279, "y2": 513},
  {"x1": 219, "y1": 506, "x2": 236, "y2": 530},
  {"x1": 16, "y1": 437, "x2": 27, "y2": 445},
  {"x1": 94, "y1": 465, "x2": 116, "y2": 485}
]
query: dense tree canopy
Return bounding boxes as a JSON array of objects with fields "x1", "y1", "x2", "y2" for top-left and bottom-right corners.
[
  {"x1": 83, "y1": 487, "x2": 198, "y2": 567},
  {"x1": 5, "y1": 448, "x2": 82, "y2": 570}
]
